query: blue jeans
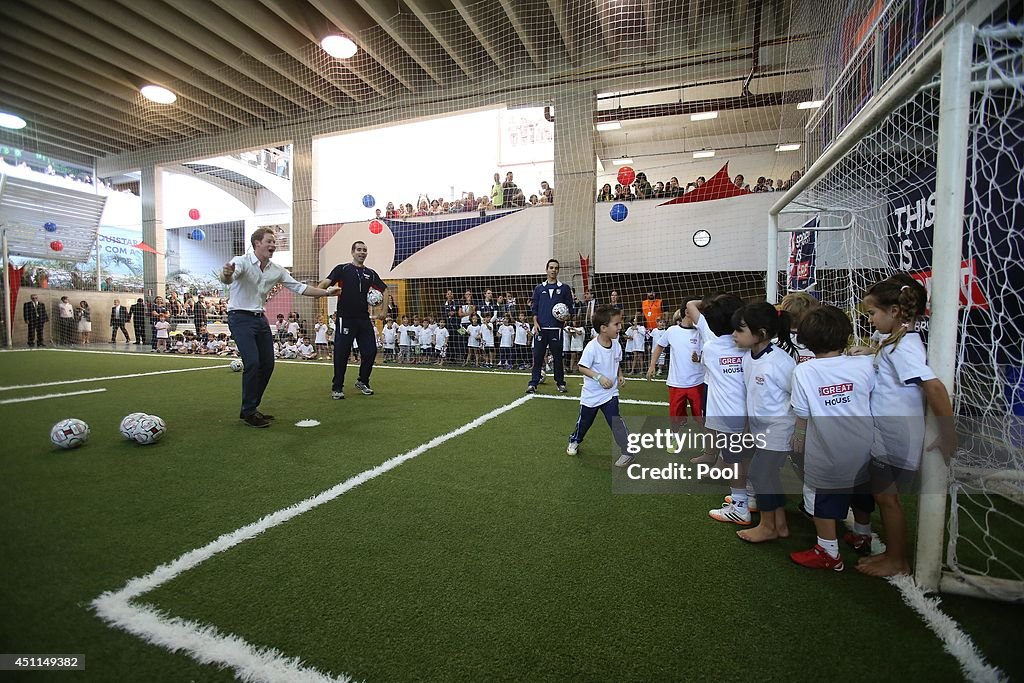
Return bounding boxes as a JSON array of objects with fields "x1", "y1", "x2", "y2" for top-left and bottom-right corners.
[
  {"x1": 227, "y1": 311, "x2": 275, "y2": 418},
  {"x1": 569, "y1": 396, "x2": 630, "y2": 454}
]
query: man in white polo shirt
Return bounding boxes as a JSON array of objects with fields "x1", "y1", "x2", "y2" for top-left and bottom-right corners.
[{"x1": 221, "y1": 227, "x2": 340, "y2": 428}]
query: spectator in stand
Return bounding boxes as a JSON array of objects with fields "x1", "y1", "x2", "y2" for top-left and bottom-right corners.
[
  {"x1": 429, "y1": 199, "x2": 441, "y2": 214},
  {"x1": 776, "y1": 178, "x2": 786, "y2": 191},
  {"x1": 415, "y1": 199, "x2": 429, "y2": 216},
  {"x1": 609, "y1": 290, "x2": 624, "y2": 314},
  {"x1": 787, "y1": 169, "x2": 802, "y2": 189},
  {"x1": 193, "y1": 295, "x2": 208, "y2": 334},
  {"x1": 403, "y1": 202, "x2": 414, "y2": 217},
  {"x1": 597, "y1": 183, "x2": 614, "y2": 202},
  {"x1": 385, "y1": 201, "x2": 398, "y2": 218},
  {"x1": 490, "y1": 173, "x2": 504, "y2": 209},
  {"x1": 462, "y1": 192, "x2": 477, "y2": 212},
  {"x1": 615, "y1": 183, "x2": 634, "y2": 201},
  {"x1": 733, "y1": 174, "x2": 749, "y2": 191},
  {"x1": 511, "y1": 189, "x2": 527, "y2": 207},
  {"x1": 753, "y1": 176, "x2": 770, "y2": 192},
  {"x1": 529, "y1": 194, "x2": 540, "y2": 206},
  {"x1": 667, "y1": 177, "x2": 682, "y2": 197},
  {"x1": 502, "y1": 171, "x2": 519, "y2": 207},
  {"x1": 540, "y1": 180, "x2": 554, "y2": 204},
  {"x1": 652, "y1": 181, "x2": 666, "y2": 199},
  {"x1": 634, "y1": 172, "x2": 653, "y2": 199}
]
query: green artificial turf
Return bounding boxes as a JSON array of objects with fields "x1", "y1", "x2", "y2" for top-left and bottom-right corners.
[{"x1": 1, "y1": 348, "x2": 1021, "y2": 681}]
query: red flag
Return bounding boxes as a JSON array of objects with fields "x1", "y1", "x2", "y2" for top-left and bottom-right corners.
[
  {"x1": 8, "y1": 263, "x2": 24, "y2": 321},
  {"x1": 658, "y1": 163, "x2": 751, "y2": 205},
  {"x1": 578, "y1": 253, "x2": 590, "y2": 295},
  {"x1": 133, "y1": 241, "x2": 162, "y2": 255}
]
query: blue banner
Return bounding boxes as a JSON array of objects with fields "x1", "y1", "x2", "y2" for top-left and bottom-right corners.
[{"x1": 787, "y1": 215, "x2": 818, "y2": 292}]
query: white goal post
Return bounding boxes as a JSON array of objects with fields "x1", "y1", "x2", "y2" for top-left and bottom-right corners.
[{"x1": 767, "y1": 19, "x2": 1024, "y2": 603}]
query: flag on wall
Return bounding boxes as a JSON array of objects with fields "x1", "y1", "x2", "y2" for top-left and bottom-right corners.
[{"x1": 787, "y1": 215, "x2": 818, "y2": 293}]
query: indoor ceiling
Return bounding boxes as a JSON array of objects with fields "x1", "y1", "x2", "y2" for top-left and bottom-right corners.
[{"x1": 0, "y1": 0, "x2": 822, "y2": 168}]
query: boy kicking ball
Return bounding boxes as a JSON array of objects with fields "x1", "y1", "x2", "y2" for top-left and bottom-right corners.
[{"x1": 567, "y1": 305, "x2": 632, "y2": 467}]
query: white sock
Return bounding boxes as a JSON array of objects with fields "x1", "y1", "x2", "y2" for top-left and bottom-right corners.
[
  {"x1": 746, "y1": 483, "x2": 756, "y2": 498},
  {"x1": 854, "y1": 522, "x2": 872, "y2": 536},
  {"x1": 817, "y1": 537, "x2": 840, "y2": 558},
  {"x1": 730, "y1": 488, "x2": 748, "y2": 508}
]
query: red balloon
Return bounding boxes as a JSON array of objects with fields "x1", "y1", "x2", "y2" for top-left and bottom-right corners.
[
  {"x1": 188, "y1": 208, "x2": 200, "y2": 220},
  {"x1": 617, "y1": 166, "x2": 636, "y2": 186},
  {"x1": 50, "y1": 240, "x2": 64, "y2": 252},
  {"x1": 368, "y1": 219, "x2": 384, "y2": 235}
]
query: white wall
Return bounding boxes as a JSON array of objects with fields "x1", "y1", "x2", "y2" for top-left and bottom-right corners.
[{"x1": 160, "y1": 171, "x2": 253, "y2": 229}]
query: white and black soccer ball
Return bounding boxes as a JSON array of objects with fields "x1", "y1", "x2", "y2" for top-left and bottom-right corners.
[
  {"x1": 230, "y1": 359, "x2": 243, "y2": 372},
  {"x1": 119, "y1": 412, "x2": 148, "y2": 441},
  {"x1": 552, "y1": 302, "x2": 571, "y2": 322},
  {"x1": 132, "y1": 415, "x2": 166, "y2": 445},
  {"x1": 367, "y1": 289, "x2": 384, "y2": 307},
  {"x1": 51, "y1": 418, "x2": 89, "y2": 450}
]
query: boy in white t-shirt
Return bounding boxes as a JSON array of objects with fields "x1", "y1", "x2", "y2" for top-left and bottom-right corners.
[
  {"x1": 434, "y1": 320, "x2": 450, "y2": 366},
  {"x1": 154, "y1": 314, "x2": 170, "y2": 352},
  {"x1": 514, "y1": 313, "x2": 531, "y2": 369},
  {"x1": 497, "y1": 316, "x2": 515, "y2": 369},
  {"x1": 282, "y1": 336, "x2": 299, "y2": 359},
  {"x1": 297, "y1": 336, "x2": 316, "y2": 360},
  {"x1": 648, "y1": 319, "x2": 667, "y2": 375},
  {"x1": 567, "y1": 305, "x2": 631, "y2": 466},
  {"x1": 790, "y1": 305, "x2": 877, "y2": 571},
  {"x1": 381, "y1": 319, "x2": 397, "y2": 363},
  {"x1": 397, "y1": 315, "x2": 414, "y2": 364},
  {"x1": 418, "y1": 319, "x2": 434, "y2": 363},
  {"x1": 647, "y1": 311, "x2": 704, "y2": 419},
  {"x1": 569, "y1": 318, "x2": 585, "y2": 372},
  {"x1": 480, "y1": 313, "x2": 496, "y2": 368},
  {"x1": 314, "y1": 317, "x2": 330, "y2": 360}
]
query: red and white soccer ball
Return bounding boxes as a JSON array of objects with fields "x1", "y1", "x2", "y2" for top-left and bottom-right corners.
[
  {"x1": 50, "y1": 418, "x2": 90, "y2": 450},
  {"x1": 131, "y1": 415, "x2": 167, "y2": 445},
  {"x1": 119, "y1": 412, "x2": 148, "y2": 440},
  {"x1": 552, "y1": 302, "x2": 571, "y2": 322}
]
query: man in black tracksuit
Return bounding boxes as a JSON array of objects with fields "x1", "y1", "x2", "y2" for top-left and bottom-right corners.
[{"x1": 319, "y1": 240, "x2": 387, "y2": 400}]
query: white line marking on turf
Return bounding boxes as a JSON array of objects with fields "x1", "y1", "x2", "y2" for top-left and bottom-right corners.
[
  {"x1": 889, "y1": 575, "x2": 1007, "y2": 683},
  {"x1": 531, "y1": 393, "x2": 670, "y2": 406},
  {"x1": 0, "y1": 388, "x2": 107, "y2": 404},
  {"x1": 0, "y1": 364, "x2": 225, "y2": 392},
  {"x1": 92, "y1": 395, "x2": 533, "y2": 683}
]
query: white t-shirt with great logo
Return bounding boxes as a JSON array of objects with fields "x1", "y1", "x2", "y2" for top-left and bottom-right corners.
[
  {"x1": 696, "y1": 314, "x2": 746, "y2": 433},
  {"x1": 742, "y1": 344, "x2": 797, "y2": 451}
]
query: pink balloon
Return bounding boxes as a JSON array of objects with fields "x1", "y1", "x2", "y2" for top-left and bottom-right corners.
[
  {"x1": 369, "y1": 220, "x2": 384, "y2": 235},
  {"x1": 188, "y1": 208, "x2": 200, "y2": 220}
]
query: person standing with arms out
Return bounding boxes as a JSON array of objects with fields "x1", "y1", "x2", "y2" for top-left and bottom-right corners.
[
  {"x1": 130, "y1": 298, "x2": 147, "y2": 345},
  {"x1": 222, "y1": 227, "x2": 340, "y2": 427},
  {"x1": 110, "y1": 298, "x2": 130, "y2": 343},
  {"x1": 23, "y1": 293, "x2": 48, "y2": 347},
  {"x1": 319, "y1": 241, "x2": 387, "y2": 400},
  {"x1": 527, "y1": 258, "x2": 575, "y2": 394}
]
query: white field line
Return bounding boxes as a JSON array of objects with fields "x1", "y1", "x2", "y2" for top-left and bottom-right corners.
[
  {"x1": 0, "y1": 388, "x2": 107, "y2": 404},
  {"x1": 0, "y1": 364, "x2": 226, "y2": 392},
  {"x1": 888, "y1": 576, "x2": 1007, "y2": 683},
  {"x1": 92, "y1": 395, "x2": 534, "y2": 683},
  {"x1": 531, "y1": 393, "x2": 670, "y2": 406}
]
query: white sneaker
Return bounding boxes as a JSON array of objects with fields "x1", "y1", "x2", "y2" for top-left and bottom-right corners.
[
  {"x1": 566, "y1": 442, "x2": 579, "y2": 455},
  {"x1": 614, "y1": 453, "x2": 633, "y2": 467},
  {"x1": 708, "y1": 502, "x2": 752, "y2": 525}
]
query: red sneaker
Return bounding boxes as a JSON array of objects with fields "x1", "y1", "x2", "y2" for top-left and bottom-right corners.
[
  {"x1": 790, "y1": 544, "x2": 844, "y2": 571},
  {"x1": 842, "y1": 532, "x2": 873, "y2": 555}
]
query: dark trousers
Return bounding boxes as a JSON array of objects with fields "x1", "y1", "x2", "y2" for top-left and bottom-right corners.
[
  {"x1": 569, "y1": 397, "x2": 630, "y2": 454},
  {"x1": 27, "y1": 322, "x2": 44, "y2": 346},
  {"x1": 111, "y1": 323, "x2": 130, "y2": 342},
  {"x1": 151, "y1": 324, "x2": 158, "y2": 349},
  {"x1": 748, "y1": 449, "x2": 789, "y2": 512},
  {"x1": 333, "y1": 315, "x2": 377, "y2": 391},
  {"x1": 227, "y1": 311, "x2": 275, "y2": 418},
  {"x1": 59, "y1": 317, "x2": 75, "y2": 344},
  {"x1": 133, "y1": 322, "x2": 146, "y2": 344},
  {"x1": 531, "y1": 328, "x2": 564, "y2": 386}
]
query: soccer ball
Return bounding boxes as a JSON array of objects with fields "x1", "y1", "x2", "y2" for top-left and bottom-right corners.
[
  {"x1": 119, "y1": 412, "x2": 147, "y2": 440},
  {"x1": 132, "y1": 415, "x2": 166, "y2": 445},
  {"x1": 367, "y1": 289, "x2": 384, "y2": 306},
  {"x1": 230, "y1": 359, "x2": 243, "y2": 372},
  {"x1": 51, "y1": 418, "x2": 89, "y2": 449},
  {"x1": 552, "y1": 302, "x2": 571, "y2": 321}
]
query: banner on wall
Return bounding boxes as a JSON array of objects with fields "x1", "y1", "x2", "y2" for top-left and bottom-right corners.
[
  {"x1": 96, "y1": 225, "x2": 146, "y2": 277},
  {"x1": 788, "y1": 215, "x2": 818, "y2": 293},
  {"x1": 497, "y1": 108, "x2": 554, "y2": 167}
]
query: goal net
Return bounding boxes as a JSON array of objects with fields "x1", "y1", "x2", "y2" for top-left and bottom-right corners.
[{"x1": 773, "y1": 21, "x2": 1024, "y2": 602}]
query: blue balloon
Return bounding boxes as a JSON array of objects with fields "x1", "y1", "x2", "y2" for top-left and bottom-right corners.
[
  {"x1": 361, "y1": 194, "x2": 376, "y2": 208},
  {"x1": 43, "y1": 221, "x2": 57, "y2": 232},
  {"x1": 189, "y1": 228, "x2": 206, "y2": 241},
  {"x1": 609, "y1": 203, "x2": 628, "y2": 222}
]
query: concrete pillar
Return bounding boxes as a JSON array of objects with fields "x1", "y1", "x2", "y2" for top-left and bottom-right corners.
[
  {"x1": 140, "y1": 164, "x2": 166, "y2": 301},
  {"x1": 290, "y1": 137, "x2": 317, "y2": 325},
  {"x1": 553, "y1": 87, "x2": 596, "y2": 294}
]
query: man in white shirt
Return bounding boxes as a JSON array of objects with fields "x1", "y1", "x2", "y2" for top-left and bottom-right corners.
[{"x1": 221, "y1": 227, "x2": 340, "y2": 428}]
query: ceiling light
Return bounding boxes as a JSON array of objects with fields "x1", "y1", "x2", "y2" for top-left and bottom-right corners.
[
  {"x1": 0, "y1": 112, "x2": 27, "y2": 130},
  {"x1": 596, "y1": 121, "x2": 621, "y2": 131},
  {"x1": 692, "y1": 150, "x2": 715, "y2": 159},
  {"x1": 797, "y1": 100, "x2": 824, "y2": 110},
  {"x1": 690, "y1": 111, "x2": 718, "y2": 121},
  {"x1": 140, "y1": 85, "x2": 176, "y2": 104},
  {"x1": 612, "y1": 157, "x2": 633, "y2": 165},
  {"x1": 321, "y1": 35, "x2": 358, "y2": 59},
  {"x1": 775, "y1": 143, "x2": 802, "y2": 152}
]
